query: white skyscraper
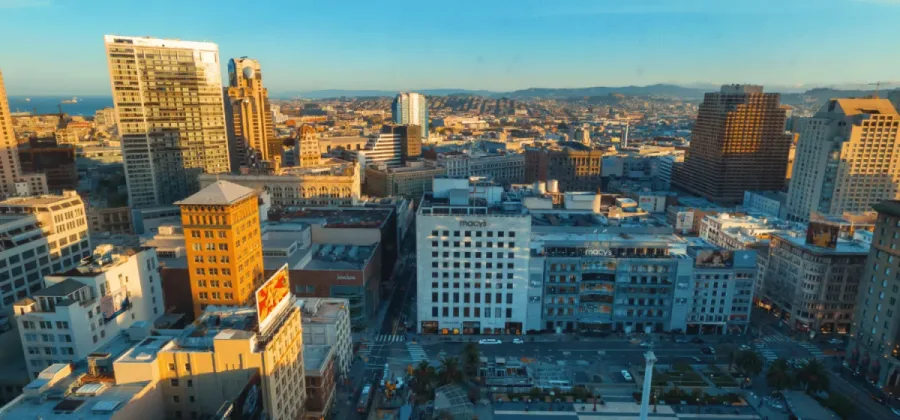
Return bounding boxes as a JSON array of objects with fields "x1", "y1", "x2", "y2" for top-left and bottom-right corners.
[
  {"x1": 104, "y1": 35, "x2": 231, "y2": 208},
  {"x1": 392, "y1": 92, "x2": 428, "y2": 138}
]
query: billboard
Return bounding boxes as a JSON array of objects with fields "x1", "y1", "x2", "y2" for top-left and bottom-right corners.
[
  {"x1": 695, "y1": 249, "x2": 734, "y2": 268},
  {"x1": 806, "y1": 221, "x2": 839, "y2": 249},
  {"x1": 256, "y1": 264, "x2": 291, "y2": 333}
]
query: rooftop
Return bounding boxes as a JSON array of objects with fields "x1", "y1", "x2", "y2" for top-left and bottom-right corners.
[
  {"x1": 301, "y1": 298, "x2": 349, "y2": 323},
  {"x1": 874, "y1": 201, "x2": 900, "y2": 218},
  {"x1": 0, "y1": 191, "x2": 81, "y2": 210},
  {"x1": 304, "y1": 244, "x2": 376, "y2": 271},
  {"x1": 830, "y1": 98, "x2": 899, "y2": 117},
  {"x1": 168, "y1": 306, "x2": 260, "y2": 351},
  {"x1": 174, "y1": 180, "x2": 256, "y2": 206},
  {"x1": 54, "y1": 245, "x2": 147, "y2": 278},
  {"x1": 774, "y1": 230, "x2": 870, "y2": 255},
  {"x1": 32, "y1": 278, "x2": 86, "y2": 299},
  {"x1": 274, "y1": 207, "x2": 391, "y2": 229},
  {"x1": 303, "y1": 344, "x2": 333, "y2": 373}
]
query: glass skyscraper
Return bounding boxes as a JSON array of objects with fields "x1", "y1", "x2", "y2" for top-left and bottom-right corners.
[{"x1": 391, "y1": 92, "x2": 428, "y2": 139}]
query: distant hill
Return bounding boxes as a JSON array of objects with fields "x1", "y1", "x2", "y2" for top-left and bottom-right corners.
[
  {"x1": 277, "y1": 89, "x2": 496, "y2": 99},
  {"x1": 497, "y1": 84, "x2": 709, "y2": 99}
]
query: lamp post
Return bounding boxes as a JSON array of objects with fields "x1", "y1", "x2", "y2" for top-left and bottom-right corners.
[{"x1": 639, "y1": 351, "x2": 657, "y2": 420}]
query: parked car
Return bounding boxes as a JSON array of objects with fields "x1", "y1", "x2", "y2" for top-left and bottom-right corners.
[
  {"x1": 512, "y1": 338, "x2": 524, "y2": 344},
  {"x1": 640, "y1": 341, "x2": 653, "y2": 347},
  {"x1": 829, "y1": 338, "x2": 844, "y2": 345},
  {"x1": 478, "y1": 339, "x2": 502, "y2": 345},
  {"x1": 621, "y1": 370, "x2": 633, "y2": 381},
  {"x1": 691, "y1": 337, "x2": 705, "y2": 344},
  {"x1": 675, "y1": 337, "x2": 689, "y2": 344},
  {"x1": 739, "y1": 345, "x2": 751, "y2": 351}
]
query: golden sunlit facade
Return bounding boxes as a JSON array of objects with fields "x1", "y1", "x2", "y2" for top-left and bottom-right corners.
[
  {"x1": 226, "y1": 57, "x2": 277, "y2": 172},
  {"x1": 177, "y1": 181, "x2": 263, "y2": 316}
]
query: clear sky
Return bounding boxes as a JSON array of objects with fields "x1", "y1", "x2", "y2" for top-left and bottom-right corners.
[{"x1": 1, "y1": 0, "x2": 899, "y2": 95}]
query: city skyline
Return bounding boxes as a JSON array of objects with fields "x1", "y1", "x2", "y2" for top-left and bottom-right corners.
[{"x1": 1, "y1": 0, "x2": 900, "y2": 95}]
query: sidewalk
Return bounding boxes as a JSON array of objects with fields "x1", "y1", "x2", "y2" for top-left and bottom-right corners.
[{"x1": 743, "y1": 391, "x2": 789, "y2": 420}]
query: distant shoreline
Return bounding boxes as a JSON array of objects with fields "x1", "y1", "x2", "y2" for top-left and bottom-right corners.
[{"x1": 7, "y1": 96, "x2": 113, "y2": 116}]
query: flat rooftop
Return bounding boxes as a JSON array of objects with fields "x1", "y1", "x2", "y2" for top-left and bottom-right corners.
[
  {"x1": 304, "y1": 244, "x2": 376, "y2": 271},
  {"x1": 169, "y1": 306, "x2": 259, "y2": 351},
  {"x1": 774, "y1": 231, "x2": 870, "y2": 255},
  {"x1": 275, "y1": 208, "x2": 391, "y2": 229},
  {"x1": 303, "y1": 344, "x2": 333, "y2": 372},
  {"x1": 0, "y1": 332, "x2": 152, "y2": 420},
  {"x1": 0, "y1": 193, "x2": 80, "y2": 209},
  {"x1": 301, "y1": 298, "x2": 349, "y2": 323},
  {"x1": 54, "y1": 247, "x2": 148, "y2": 278}
]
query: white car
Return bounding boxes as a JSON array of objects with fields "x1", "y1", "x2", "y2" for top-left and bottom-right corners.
[
  {"x1": 621, "y1": 370, "x2": 633, "y2": 381},
  {"x1": 640, "y1": 341, "x2": 653, "y2": 347},
  {"x1": 890, "y1": 407, "x2": 900, "y2": 416},
  {"x1": 739, "y1": 345, "x2": 751, "y2": 351},
  {"x1": 829, "y1": 338, "x2": 844, "y2": 345},
  {"x1": 478, "y1": 339, "x2": 502, "y2": 345},
  {"x1": 513, "y1": 338, "x2": 524, "y2": 344}
]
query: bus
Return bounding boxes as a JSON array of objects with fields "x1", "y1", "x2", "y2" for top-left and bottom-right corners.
[{"x1": 357, "y1": 384, "x2": 372, "y2": 414}]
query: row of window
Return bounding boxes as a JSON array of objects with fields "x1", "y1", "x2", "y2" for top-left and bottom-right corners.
[
  {"x1": 431, "y1": 292, "x2": 514, "y2": 304},
  {"x1": 430, "y1": 230, "x2": 516, "y2": 238},
  {"x1": 430, "y1": 306, "x2": 513, "y2": 319}
]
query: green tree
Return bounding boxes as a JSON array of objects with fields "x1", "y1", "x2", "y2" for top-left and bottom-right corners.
[
  {"x1": 766, "y1": 359, "x2": 794, "y2": 391},
  {"x1": 823, "y1": 394, "x2": 856, "y2": 420},
  {"x1": 411, "y1": 360, "x2": 436, "y2": 401},
  {"x1": 529, "y1": 387, "x2": 543, "y2": 400},
  {"x1": 733, "y1": 350, "x2": 764, "y2": 377},
  {"x1": 462, "y1": 343, "x2": 481, "y2": 379},
  {"x1": 438, "y1": 357, "x2": 464, "y2": 385},
  {"x1": 796, "y1": 359, "x2": 830, "y2": 395}
]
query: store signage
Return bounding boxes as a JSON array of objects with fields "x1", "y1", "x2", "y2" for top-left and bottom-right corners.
[
  {"x1": 459, "y1": 220, "x2": 487, "y2": 228},
  {"x1": 585, "y1": 248, "x2": 613, "y2": 256},
  {"x1": 337, "y1": 274, "x2": 357, "y2": 281}
]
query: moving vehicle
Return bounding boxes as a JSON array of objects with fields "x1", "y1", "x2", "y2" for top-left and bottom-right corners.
[
  {"x1": 357, "y1": 384, "x2": 373, "y2": 413},
  {"x1": 675, "y1": 337, "x2": 689, "y2": 344},
  {"x1": 691, "y1": 337, "x2": 705, "y2": 344},
  {"x1": 829, "y1": 338, "x2": 844, "y2": 345},
  {"x1": 512, "y1": 338, "x2": 524, "y2": 344},
  {"x1": 701, "y1": 347, "x2": 715, "y2": 355},
  {"x1": 479, "y1": 339, "x2": 502, "y2": 345},
  {"x1": 621, "y1": 370, "x2": 633, "y2": 381},
  {"x1": 640, "y1": 341, "x2": 653, "y2": 347},
  {"x1": 739, "y1": 345, "x2": 751, "y2": 351}
]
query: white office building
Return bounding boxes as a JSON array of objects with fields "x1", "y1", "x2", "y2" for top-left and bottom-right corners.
[
  {"x1": 13, "y1": 245, "x2": 164, "y2": 378},
  {"x1": 358, "y1": 132, "x2": 403, "y2": 169},
  {"x1": 416, "y1": 178, "x2": 533, "y2": 335}
]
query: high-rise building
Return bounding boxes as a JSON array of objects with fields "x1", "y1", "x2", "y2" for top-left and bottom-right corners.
[
  {"x1": 104, "y1": 35, "x2": 231, "y2": 209},
  {"x1": 225, "y1": 57, "x2": 276, "y2": 172},
  {"x1": 297, "y1": 124, "x2": 321, "y2": 167},
  {"x1": 357, "y1": 125, "x2": 419, "y2": 169},
  {"x1": 13, "y1": 245, "x2": 164, "y2": 379},
  {"x1": 786, "y1": 99, "x2": 900, "y2": 222},
  {"x1": 672, "y1": 85, "x2": 792, "y2": 205},
  {"x1": 176, "y1": 180, "x2": 263, "y2": 316},
  {"x1": 847, "y1": 201, "x2": 900, "y2": 387},
  {"x1": 0, "y1": 70, "x2": 22, "y2": 197},
  {"x1": 382, "y1": 124, "x2": 422, "y2": 162},
  {"x1": 391, "y1": 92, "x2": 428, "y2": 138}
]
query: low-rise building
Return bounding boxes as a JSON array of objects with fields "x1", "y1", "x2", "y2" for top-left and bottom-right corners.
[
  {"x1": 684, "y1": 244, "x2": 756, "y2": 334},
  {"x1": 364, "y1": 160, "x2": 447, "y2": 199},
  {"x1": 12, "y1": 245, "x2": 163, "y2": 379},
  {"x1": 435, "y1": 152, "x2": 525, "y2": 184},
  {"x1": 763, "y1": 226, "x2": 867, "y2": 333},
  {"x1": 742, "y1": 191, "x2": 786, "y2": 218},
  {"x1": 303, "y1": 344, "x2": 336, "y2": 419},
  {"x1": 301, "y1": 298, "x2": 352, "y2": 380}
]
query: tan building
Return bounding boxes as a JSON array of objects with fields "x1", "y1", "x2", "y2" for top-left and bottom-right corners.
[
  {"x1": 104, "y1": 35, "x2": 231, "y2": 209},
  {"x1": 87, "y1": 205, "x2": 134, "y2": 235},
  {"x1": 226, "y1": 57, "x2": 277, "y2": 171},
  {"x1": 0, "y1": 70, "x2": 22, "y2": 197},
  {"x1": 672, "y1": 85, "x2": 792, "y2": 205},
  {"x1": 524, "y1": 142, "x2": 605, "y2": 192},
  {"x1": 763, "y1": 227, "x2": 867, "y2": 333},
  {"x1": 364, "y1": 161, "x2": 447, "y2": 199},
  {"x1": 301, "y1": 298, "x2": 352, "y2": 380},
  {"x1": 303, "y1": 344, "x2": 335, "y2": 419},
  {"x1": 847, "y1": 201, "x2": 900, "y2": 388},
  {"x1": 786, "y1": 98, "x2": 900, "y2": 222},
  {"x1": 198, "y1": 158, "x2": 360, "y2": 208},
  {"x1": 176, "y1": 180, "x2": 264, "y2": 315},
  {"x1": 297, "y1": 124, "x2": 321, "y2": 167}
]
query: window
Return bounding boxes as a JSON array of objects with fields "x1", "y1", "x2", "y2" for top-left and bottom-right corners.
[
  {"x1": 168, "y1": 363, "x2": 176, "y2": 371},
  {"x1": 173, "y1": 396, "x2": 180, "y2": 403},
  {"x1": 170, "y1": 379, "x2": 179, "y2": 387},
  {"x1": 187, "y1": 379, "x2": 193, "y2": 387}
]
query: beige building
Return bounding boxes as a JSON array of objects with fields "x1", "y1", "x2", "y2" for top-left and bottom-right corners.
[
  {"x1": 297, "y1": 124, "x2": 321, "y2": 168},
  {"x1": 364, "y1": 161, "x2": 447, "y2": 199},
  {"x1": 763, "y1": 228, "x2": 867, "y2": 333},
  {"x1": 846, "y1": 201, "x2": 900, "y2": 388},
  {"x1": 0, "y1": 70, "x2": 22, "y2": 197},
  {"x1": 87, "y1": 205, "x2": 134, "y2": 235},
  {"x1": 786, "y1": 98, "x2": 900, "y2": 222},
  {"x1": 301, "y1": 298, "x2": 352, "y2": 380},
  {"x1": 226, "y1": 57, "x2": 276, "y2": 172},
  {"x1": 104, "y1": 35, "x2": 231, "y2": 209},
  {"x1": 198, "y1": 158, "x2": 361, "y2": 208}
]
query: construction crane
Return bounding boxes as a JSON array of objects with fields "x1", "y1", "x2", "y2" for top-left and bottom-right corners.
[{"x1": 868, "y1": 81, "x2": 899, "y2": 98}]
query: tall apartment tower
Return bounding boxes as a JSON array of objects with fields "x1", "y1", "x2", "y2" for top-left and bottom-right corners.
[
  {"x1": 0, "y1": 70, "x2": 22, "y2": 197},
  {"x1": 104, "y1": 35, "x2": 231, "y2": 209},
  {"x1": 672, "y1": 85, "x2": 792, "y2": 205},
  {"x1": 297, "y1": 124, "x2": 321, "y2": 167},
  {"x1": 225, "y1": 57, "x2": 276, "y2": 172},
  {"x1": 176, "y1": 180, "x2": 263, "y2": 316},
  {"x1": 786, "y1": 99, "x2": 900, "y2": 222},
  {"x1": 392, "y1": 92, "x2": 428, "y2": 139}
]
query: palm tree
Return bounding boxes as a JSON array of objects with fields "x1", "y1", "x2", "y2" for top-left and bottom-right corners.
[
  {"x1": 797, "y1": 359, "x2": 830, "y2": 395},
  {"x1": 734, "y1": 350, "x2": 763, "y2": 377},
  {"x1": 411, "y1": 360, "x2": 436, "y2": 400},
  {"x1": 439, "y1": 357, "x2": 464, "y2": 385},
  {"x1": 766, "y1": 358, "x2": 793, "y2": 391},
  {"x1": 462, "y1": 343, "x2": 481, "y2": 379}
]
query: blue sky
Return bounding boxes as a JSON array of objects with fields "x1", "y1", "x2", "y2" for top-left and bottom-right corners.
[{"x1": 1, "y1": 0, "x2": 899, "y2": 95}]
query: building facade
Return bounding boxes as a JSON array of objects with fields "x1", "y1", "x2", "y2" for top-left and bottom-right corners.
[
  {"x1": 0, "y1": 192, "x2": 91, "y2": 310},
  {"x1": 13, "y1": 245, "x2": 163, "y2": 378},
  {"x1": 672, "y1": 85, "x2": 792, "y2": 205},
  {"x1": 847, "y1": 201, "x2": 900, "y2": 388},
  {"x1": 437, "y1": 152, "x2": 526, "y2": 184},
  {"x1": 300, "y1": 297, "x2": 352, "y2": 380},
  {"x1": 364, "y1": 161, "x2": 447, "y2": 199},
  {"x1": 176, "y1": 181, "x2": 263, "y2": 315},
  {"x1": 763, "y1": 229, "x2": 867, "y2": 333},
  {"x1": 0, "y1": 70, "x2": 22, "y2": 197},
  {"x1": 392, "y1": 92, "x2": 428, "y2": 138},
  {"x1": 225, "y1": 57, "x2": 276, "y2": 171},
  {"x1": 104, "y1": 35, "x2": 231, "y2": 208},
  {"x1": 686, "y1": 248, "x2": 756, "y2": 335},
  {"x1": 525, "y1": 142, "x2": 605, "y2": 192},
  {"x1": 786, "y1": 99, "x2": 900, "y2": 222}
]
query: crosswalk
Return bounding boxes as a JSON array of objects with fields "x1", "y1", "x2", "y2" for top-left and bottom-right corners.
[
  {"x1": 407, "y1": 342, "x2": 429, "y2": 363},
  {"x1": 761, "y1": 334, "x2": 791, "y2": 343},
  {"x1": 797, "y1": 342, "x2": 826, "y2": 360},
  {"x1": 358, "y1": 343, "x2": 379, "y2": 359},
  {"x1": 374, "y1": 334, "x2": 406, "y2": 343},
  {"x1": 754, "y1": 342, "x2": 779, "y2": 363}
]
